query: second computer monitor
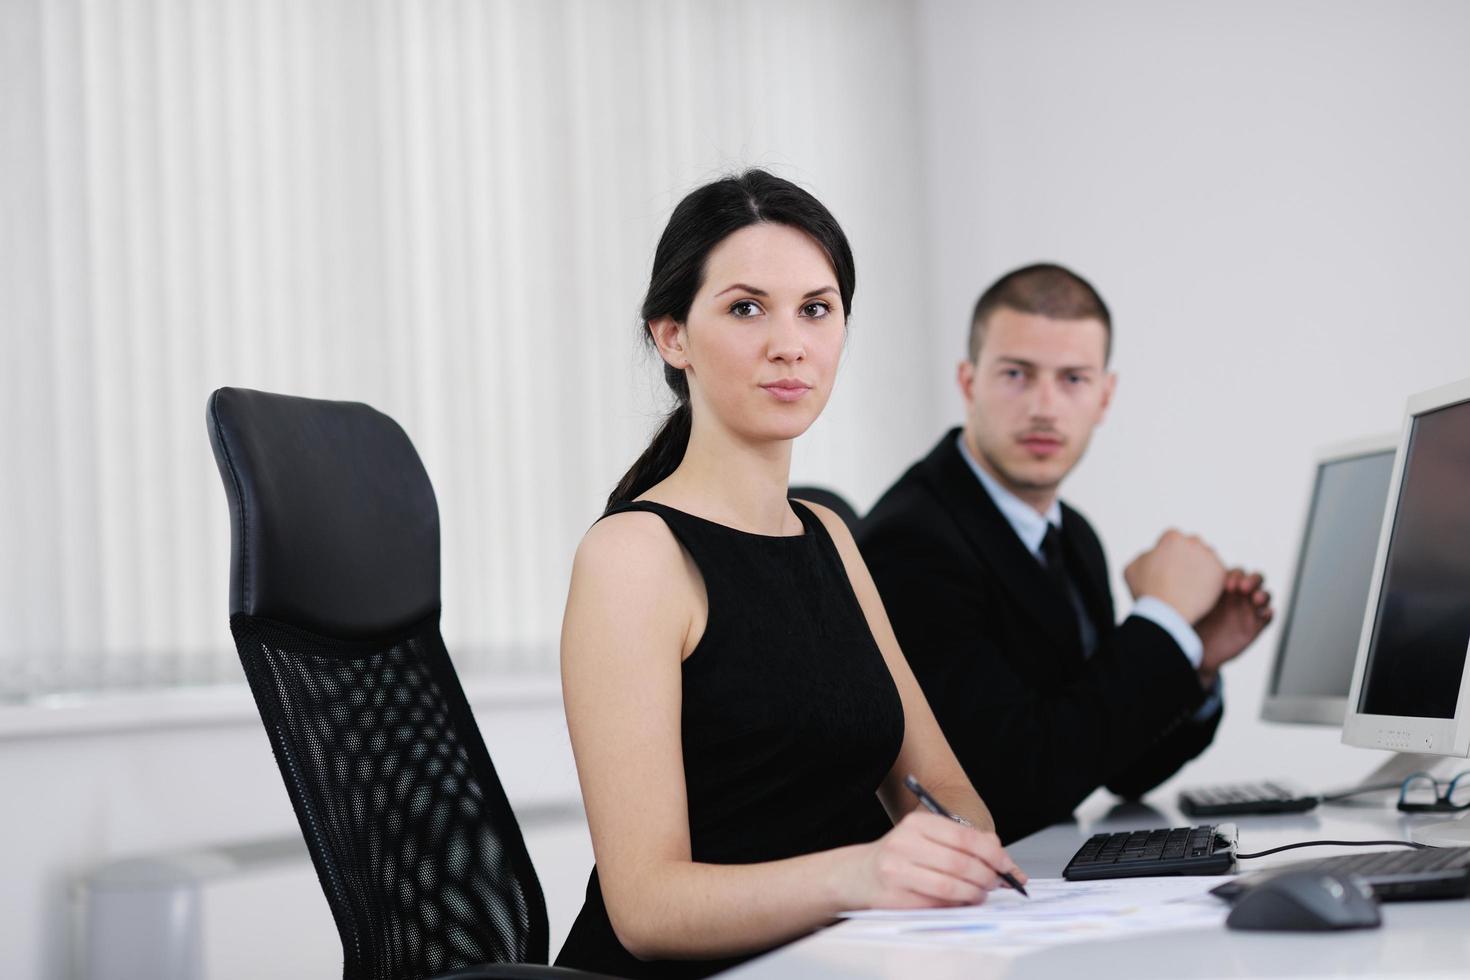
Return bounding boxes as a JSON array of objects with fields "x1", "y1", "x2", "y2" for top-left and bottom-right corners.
[
  {"x1": 1345, "y1": 378, "x2": 1470, "y2": 759},
  {"x1": 1261, "y1": 436, "x2": 1397, "y2": 726}
]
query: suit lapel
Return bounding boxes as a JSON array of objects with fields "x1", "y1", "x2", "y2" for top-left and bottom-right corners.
[{"x1": 917, "y1": 430, "x2": 1084, "y2": 656}]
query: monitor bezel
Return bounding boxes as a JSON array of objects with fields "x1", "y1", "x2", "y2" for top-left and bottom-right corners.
[
  {"x1": 1342, "y1": 377, "x2": 1470, "y2": 758},
  {"x1": 1260, "y1": 433, "x2": 1398, "y2": 726}
]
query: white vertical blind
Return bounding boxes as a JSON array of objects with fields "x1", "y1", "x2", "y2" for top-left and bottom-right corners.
[{"x1": 1, "y1": 0, "x2": 937, "y2": 697}]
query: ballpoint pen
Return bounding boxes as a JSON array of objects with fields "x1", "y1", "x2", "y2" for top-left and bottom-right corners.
[{"x1": 905, "y1": 774, "x2": 1029, "y2": 897}]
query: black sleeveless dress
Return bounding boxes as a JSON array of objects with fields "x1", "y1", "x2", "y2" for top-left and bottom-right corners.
[{"x1": 554, "y1": 500, "x2": 905, "y2": 979}]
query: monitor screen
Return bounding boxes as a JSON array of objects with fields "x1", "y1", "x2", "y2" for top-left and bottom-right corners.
[
  {"x1": 1355, "y1": 400, "x2": 1470, "y2": 720},
  {"x1": 1268, "y1": 447, "x2": 1396, "y2": 710}
]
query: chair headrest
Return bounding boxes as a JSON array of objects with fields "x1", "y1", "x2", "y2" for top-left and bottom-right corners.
[{"x1": 206, "y1": 387, "x2": 440, "y2": 636}]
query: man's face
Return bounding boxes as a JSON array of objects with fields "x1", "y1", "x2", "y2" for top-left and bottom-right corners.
[{"x1": 958, "y1": 308, "x2": 1116, "y2": 507}]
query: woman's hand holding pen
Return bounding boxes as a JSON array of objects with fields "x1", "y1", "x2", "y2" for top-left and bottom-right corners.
[{"x1": 836, "y1": 810, "x2": 1027, "y2": 910}]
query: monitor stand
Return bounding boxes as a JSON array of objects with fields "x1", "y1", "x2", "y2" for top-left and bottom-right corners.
[
  {"x1": 1321, "y1": 752, "x2": 1457, "y2": 801},
  {"x1": 1414, "y1": 812, "x2": 1470, "y2": 847}
]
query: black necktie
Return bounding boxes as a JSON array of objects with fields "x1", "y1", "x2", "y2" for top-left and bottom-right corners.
[
  {"x1": 1040, "y1": 525, "x2": 1073, "y2": 598},
  {"x1": 1041, "y1": 524, "x2": 1098, "y2": 658}
]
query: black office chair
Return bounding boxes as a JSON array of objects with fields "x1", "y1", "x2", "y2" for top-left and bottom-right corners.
[
  {"x1": 206, "y1": 387, "x2": 611, "y2": 980},
  {"x1": 788, "y1": 484, "x2": 863, "y2": 535}
]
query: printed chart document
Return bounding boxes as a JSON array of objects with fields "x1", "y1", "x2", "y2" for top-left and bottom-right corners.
[{"x1": 834, "y1": 877, "x2": 1228, "y2": 953}]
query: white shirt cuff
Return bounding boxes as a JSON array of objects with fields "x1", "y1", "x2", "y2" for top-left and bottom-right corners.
[{"x1": 1131, "y1": 595, "x2": 1204, "y2": 669}]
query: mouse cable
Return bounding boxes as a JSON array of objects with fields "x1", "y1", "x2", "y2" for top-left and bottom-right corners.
[{"x1": 1236, "y1": 839, "x2": 1428, "y2": 860}]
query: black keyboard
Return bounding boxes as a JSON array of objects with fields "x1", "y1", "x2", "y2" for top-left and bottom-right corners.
[
  {"x1": 1212, "y1": 845, "x2": 1470, "y2": 902},
  {"x1": 1064, "y1": 824, "x2": 1238, "y2": 880},
  {"x1": 1178, "y1": 781, "x2": 1319, "y2": 817}
]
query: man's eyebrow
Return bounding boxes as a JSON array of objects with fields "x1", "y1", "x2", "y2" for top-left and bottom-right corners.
[
  {"x1": 712, "y1": 284, "x2": 838, "y2": 299},
  {"x1": 995, "y1": 356, "x2": 1098, "y2": 373}
]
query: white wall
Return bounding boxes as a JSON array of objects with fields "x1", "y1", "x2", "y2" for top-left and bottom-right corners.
[{"x1": 916, "y1": 0, "x2": 1470, "y2": 793}]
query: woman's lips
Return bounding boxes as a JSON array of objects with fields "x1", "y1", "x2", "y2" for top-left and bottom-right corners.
[{"x1": 761, "y1": 381, "x2": 812, "y2": 402}]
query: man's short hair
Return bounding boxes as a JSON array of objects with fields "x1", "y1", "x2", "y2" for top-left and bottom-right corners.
[{"x1": 968, "y1": 263, "x2": 1112, "y2": 364}]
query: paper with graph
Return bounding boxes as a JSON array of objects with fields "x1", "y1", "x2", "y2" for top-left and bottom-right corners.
[{"x1": 835, "y1": 876, "x2": 1228, "y2": 951}]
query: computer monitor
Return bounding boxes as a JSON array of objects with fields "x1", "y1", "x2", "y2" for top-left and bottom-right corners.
[
  {"x1": 1261, "y1": 436, "x2": 1398, "y2": 726},
  {"x1": 1343, "y1": 377, "x2": 1470, "y2": 845}
]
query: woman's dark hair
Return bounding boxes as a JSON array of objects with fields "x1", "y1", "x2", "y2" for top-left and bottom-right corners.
[{"x1": 606, "y1": 170, "x2": 856, "y2": 511}]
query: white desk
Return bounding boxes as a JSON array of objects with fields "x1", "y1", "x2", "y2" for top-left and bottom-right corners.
[{"x1": 721, "y1": 795, "x2": 1470, "y2": 979}]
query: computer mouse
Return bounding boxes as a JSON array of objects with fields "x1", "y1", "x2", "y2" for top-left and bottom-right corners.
[{"x1": 1225, "y1": 870, "x2": 1381, "y2": 931}]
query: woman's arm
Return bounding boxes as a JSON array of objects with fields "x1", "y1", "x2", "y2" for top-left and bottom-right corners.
[
  {"x1": 804, "y1": 503, "x2": 1016, "y2": 842},
  {"x1": 562, "y1": 512, "x2": 1017, "y2": 961}
]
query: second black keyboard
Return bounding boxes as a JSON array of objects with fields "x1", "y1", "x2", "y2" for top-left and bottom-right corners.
[
  {"x1": 1064, "y1": 824, "x2": 1238, "y2": 880},
  {"x1": 1178, "y1": 781, "x2": 1319, "y2": 817},
  {"x1": 1212, "y1": 845, "x2": 1470, "y2": 902}
]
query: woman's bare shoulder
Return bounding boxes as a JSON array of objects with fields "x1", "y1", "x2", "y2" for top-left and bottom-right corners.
[
  {"x1": 564, "y1": 510, "x2": 696, "y2": 665},
  {"x1": 569, "y1": 509, "x2": 693, "y2": 605}
]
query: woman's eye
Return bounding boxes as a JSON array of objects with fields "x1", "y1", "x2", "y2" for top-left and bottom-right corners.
[
  {"x1": 730, "y1": 300, "x2": 763, "y2": 318},
  {"x1": 801, "y1": 301, "x2": 831, "y2": 318}
]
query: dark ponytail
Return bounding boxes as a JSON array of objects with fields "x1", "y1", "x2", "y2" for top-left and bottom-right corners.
[{"x1": 606, "y1": 170, "x2": 856, "y2": 511}]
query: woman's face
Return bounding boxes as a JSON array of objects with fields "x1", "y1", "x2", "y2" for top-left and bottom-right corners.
[{"x1": 655, "y1": 222, "x2": 846, "y2": 445}]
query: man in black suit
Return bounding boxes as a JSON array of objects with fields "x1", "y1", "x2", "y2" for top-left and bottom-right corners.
[{"x1": 859, "y1": 264, "x2": 1273, "y2": 843}]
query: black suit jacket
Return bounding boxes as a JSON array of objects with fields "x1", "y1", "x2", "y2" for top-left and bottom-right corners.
[{"x1": 859, "y1": 429, "x2": 1221, "y2": 843}]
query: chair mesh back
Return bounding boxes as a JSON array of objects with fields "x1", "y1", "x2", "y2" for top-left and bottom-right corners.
[{"x1": 231, "y1": 612, "x2": 549, "y2": 980}]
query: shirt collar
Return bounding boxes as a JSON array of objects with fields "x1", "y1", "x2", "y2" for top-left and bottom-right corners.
[{"x1": 955, "y1": 431, "x2": 1062, "y2": 558}]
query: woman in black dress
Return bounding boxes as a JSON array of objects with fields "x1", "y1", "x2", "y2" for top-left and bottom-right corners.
[{"x1": 556, "y1": 170, "x2": 1024, "y2": 979}]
